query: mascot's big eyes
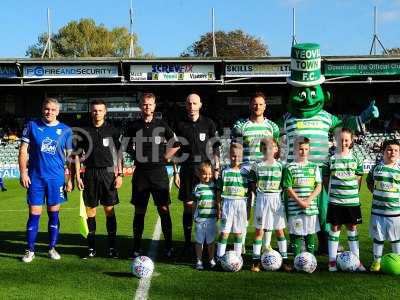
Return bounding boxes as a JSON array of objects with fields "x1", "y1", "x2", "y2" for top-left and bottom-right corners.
[
  {"x1": 300, "y1": 91, "x2": 307, "y2": 99},
  {"x1": 310, "y1": 91, "x2": 316, "y2": 98}
]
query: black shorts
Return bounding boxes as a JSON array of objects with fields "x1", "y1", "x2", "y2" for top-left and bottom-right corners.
[
  {"x1": 178, "y1": 163, "x2": 200, "y2": 202},
  {"x1": 327, "y1": 203, "x2": 362, "y2": 226},
  {"x1": 131, "y1": 167, "x2": 170, "y2": 208},
  {"x1": 83, "y1": 168, "x2": 119, "y2": 208}
]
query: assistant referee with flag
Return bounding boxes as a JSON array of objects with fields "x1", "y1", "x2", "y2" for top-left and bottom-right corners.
[{"x1": 75, "y1": 99, "x2": 123, "y2": 259}]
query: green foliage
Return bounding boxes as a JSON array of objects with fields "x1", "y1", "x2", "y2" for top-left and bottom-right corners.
[
  {"x1": 181, "y1": 29, "x2": 269, "y2": 58},
  {"x1": 26, "y1": 18, "x2": 144, "y2": 58}
]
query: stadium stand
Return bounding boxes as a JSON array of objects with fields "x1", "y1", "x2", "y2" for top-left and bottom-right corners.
[
  {"x1": 353, "y1": 131, "x2": 400, "y2": 163},
  {"x1": 0, "y1": 140, "x2": 20, "y2": 165}
]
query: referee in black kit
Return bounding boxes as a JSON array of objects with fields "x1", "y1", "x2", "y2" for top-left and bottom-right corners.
[
  {"x1": 75, "y1": 99, "x2": 123, "y2": 259},
  {"x1": 173, "y1": 93, "x2": 220, "y2": 255},
  {"x1": 125, "y1": 93, "x2": 179, "y2": 258}
]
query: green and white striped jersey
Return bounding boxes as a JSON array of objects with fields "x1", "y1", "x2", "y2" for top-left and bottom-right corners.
[
  {"x1": 249, "y1": 160, "x2": 283, "y2": 193},
  {"x1": 367, "y1": 162, "x2": 400, "y2": 217},
  {"x1": 193, "y1": 182, "x2": 217, "y2": 221},
  {"x1": 326, "y1": 152, "x2": 363, "y2": 206},
  {"x1": 283, "y1": 161, "x2": 321, "y2": 216},
  {"x1": 283, "y1": 110, "x2": 341, "y2": 166},
  {"x1": 232, "y1": 118, "x2": 280, "y2": 163},
  {"x1": 218, "y1": 166, "x2": 249, "y2": 200}
]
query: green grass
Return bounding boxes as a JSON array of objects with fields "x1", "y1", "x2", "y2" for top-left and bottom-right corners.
[{"x1": 0, "y1": 177, "x2": 399, "y2": 299}]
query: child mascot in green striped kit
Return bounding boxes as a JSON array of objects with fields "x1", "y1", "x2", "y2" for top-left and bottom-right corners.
[
  {"x1": 324, "y1": 128, "x2": 366, "y2": 271},
  {"x1": 249, "y1": 138, "x2": 292, "y2": 272},
  {"x1": 216, "y1": 143, "x2": 251, "y2": 259},
  {"x1": 283, "y1": 137, "x2": 322, "y2": 257},
  {"x1": 192, "y1": 162, "x2": 218, "y2": 270},
  {"x1": 367, "y1": 139, "x2": 400, "y2": 272},
  {"x1": 284, "y1": 43, "x2": 379, "y2": 254}
]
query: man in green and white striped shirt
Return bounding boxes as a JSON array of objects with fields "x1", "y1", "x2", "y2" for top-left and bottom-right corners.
[
  {"x1": 231, "y1": 92, "x2": 280, "y2": 252},
  {"x1": 232, "y1": 93, "x2": 280, "y2": 164},
  {"x1": 367, "y1": 139, "x2": 400, "y2": 272},
  {"x1": 283, "y1": 137, "x2": 322, "y2": 256}
]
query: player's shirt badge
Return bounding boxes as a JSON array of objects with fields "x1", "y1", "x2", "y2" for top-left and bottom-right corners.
[
  {"x1": 154, "y1": 136, "x2": 161, "y2": 144},
  {"x1": 56, "y1": 129, "x2": 62, "y2": 135},
  {"x1": 41, "y1": 137, "x2": 57, "y2": 155},
  {"x1": 103, "y1": 138, "x2": 110, "y2": 147},
  {"x1": 199, "y1": 133, "x2": 206, "y2": 141}
]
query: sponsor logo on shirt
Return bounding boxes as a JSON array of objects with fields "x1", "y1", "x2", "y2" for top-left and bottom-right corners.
[
  {"x1": 334, "y1": 170, "x2": 353, "y2": 179},
  {"x1": 375, "y1": 181, "x2": 398, "y2": 192},
  {"x1": 260, "y1": 182, "x2": 280, "y2": 190},
  {"x1": 41, "y1": 137, "x2": 58, "y2": 155},
  {"x1": 295, "y1": 177, "x2": 315, "y2": 186},
  {"x1": 296, "y1": 121, "x2": 320, "y2": 129}
]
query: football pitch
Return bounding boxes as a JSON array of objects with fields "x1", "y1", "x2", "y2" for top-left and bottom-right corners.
[{"x1": 1, "y1": 178, "x2": 399, "y2": 300}]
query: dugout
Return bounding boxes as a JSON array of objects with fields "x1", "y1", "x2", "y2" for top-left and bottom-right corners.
[{"x1": 1, "y1": 56, "x2": 400, "y2": 132}]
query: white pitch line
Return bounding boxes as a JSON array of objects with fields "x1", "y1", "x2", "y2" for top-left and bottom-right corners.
[
  {"x1": 134, "y1": 217, "x2": 161, "y2": 300},
  {"x1": 134, "y1": 177, "x2": 173, "y2": 300}
]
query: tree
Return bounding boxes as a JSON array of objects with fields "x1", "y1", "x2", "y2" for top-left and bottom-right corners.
[
  {"x1": 387, "y1": 48, "x2": 400, "y2": 55},
  {"x1": 181, "y1": 29, "x2": 269, "y2": 58},
  {"x1": 26, "y1": 18, "x2": 144, "y2": 58}
]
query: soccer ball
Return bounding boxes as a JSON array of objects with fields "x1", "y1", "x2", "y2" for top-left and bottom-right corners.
[
  {"x1": 381, "y1": 253, "x2": 400, "y2": 275},
  {"x1": 131, "y1": 256, "x2": 154, "y2": 278},
  {"x1": 261, "y1": 249, "x2": 282, "y2": 271},
  {"x1": 294, "y1": 252, "x2": 317, "y2": 273},
  {"x1": 221, "y1": 251, "x2": 243, "y2": 272},
  {"x1": 337, "y1": 251, "x2": 360, "y2": 272}
]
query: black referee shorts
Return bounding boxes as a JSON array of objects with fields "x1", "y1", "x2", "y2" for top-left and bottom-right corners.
[
  {"x1": 131, "y1": 167, "x2": 170, "y2": 208},
  {"x1": 178, "y1": 163, "x2": 200, "y2": 202},
  {"x1": 327, "y1": 203, "x2": 362, "y2": 226},
  {"x1": 83, "y1": 168, "x2": 119, "y2": 208}
]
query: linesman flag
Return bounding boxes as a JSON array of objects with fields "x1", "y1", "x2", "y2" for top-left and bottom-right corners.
[{"x1": 79, "y1": 191, "x2": 89, "y2": 238}]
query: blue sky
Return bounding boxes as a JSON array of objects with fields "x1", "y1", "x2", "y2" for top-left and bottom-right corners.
[{"x1": 0, "y1": 0, "x2": 399, "y2": 58}]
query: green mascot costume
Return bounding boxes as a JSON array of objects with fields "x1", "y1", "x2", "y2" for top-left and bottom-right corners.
[{"x1": 284, "y1": 43, "x2": 379, "y2": 254}]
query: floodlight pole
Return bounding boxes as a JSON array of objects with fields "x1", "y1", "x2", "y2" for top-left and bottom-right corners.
[
  {"x1": 128, "y1": 0, "x2": 135, "y2": 58},
  {"x1": 41, "y1": 8, "x2": 53, "y2": 58},
  {"x1": 291, "y1": 7, "x2": 298, "y2": 46},
  {"x1": 212, "y1": 8, "x2": 217, "y2": 57},
  {"x1": 369, "y1": 6, "x2": 388, "y2": 55}
]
